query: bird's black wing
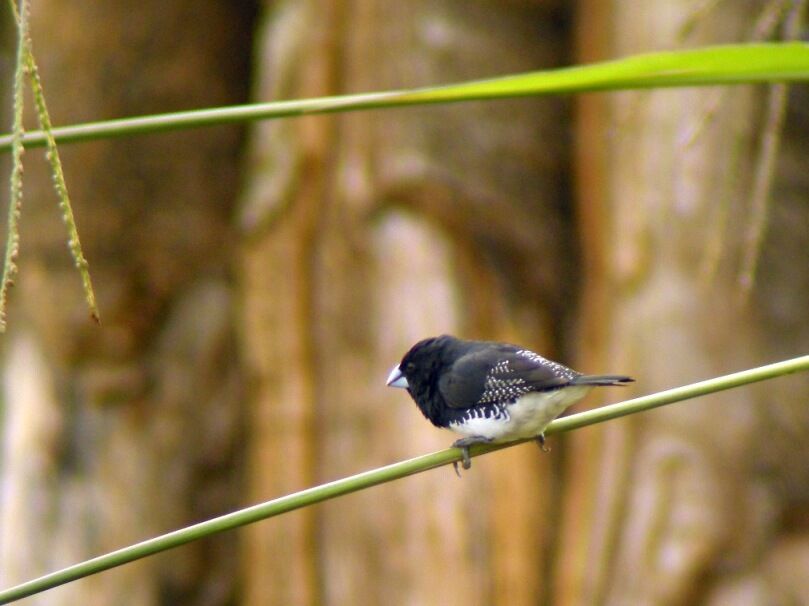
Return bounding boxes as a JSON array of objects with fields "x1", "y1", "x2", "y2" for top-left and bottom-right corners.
[{"x1": 437, "y1": 345, "x2": 576, "y2": 409}]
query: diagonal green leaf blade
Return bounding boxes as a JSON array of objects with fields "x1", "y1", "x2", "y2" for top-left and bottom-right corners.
[
  {"x1": 0, "y1": 42, "x2": 807, "y2": 151},
  {"x1": 0, "y1": 353, "x2": 807, "y2": 604}
]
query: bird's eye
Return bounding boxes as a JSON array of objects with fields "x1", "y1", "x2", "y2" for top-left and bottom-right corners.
[{"x1": 405, "y1": 362, "x2": 416, "y2": 372}]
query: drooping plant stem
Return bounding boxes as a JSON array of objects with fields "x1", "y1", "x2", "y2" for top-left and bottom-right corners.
[
  {"x1": 1, "y1": 0, "x2": 99, "y2": 329},
  {"x1": 0, "y1": 0, "x2": 30, "y2": 331}
]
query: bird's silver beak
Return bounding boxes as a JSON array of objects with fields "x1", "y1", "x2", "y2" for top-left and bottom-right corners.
[{"x1": 386, "y1": 365, "x2": 409, "y2": 388}]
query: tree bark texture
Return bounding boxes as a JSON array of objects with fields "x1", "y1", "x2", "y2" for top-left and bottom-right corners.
[
  {"x1": 0, "y1": 1, "x2": 255, "y2": 604},
  {"x1": 239, "y1": 1, "x2": 572, "y2": 605},
  {"x1": 0, "y1": 1, "x2": 806, "y2": 605},
  {"x1": 560, "y1": 1, "x2": 809, "y2": 604}
]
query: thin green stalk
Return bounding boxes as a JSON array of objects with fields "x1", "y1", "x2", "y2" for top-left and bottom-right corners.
[
  {"x1": 5, "y1": 0, "x2": 99, "y2": 324},
  {"x1": 0, "y1": 42, "x2": 807, "y2": 152},
  {"x1": 0, "y1": 353, "x2": 806, "y2": 604},
  {"x1": 21, "y1": 15, "x2": 99, "y2": 322},
  {"x1": 0, "y1": 0, "x2": 30, "y2": 331}
]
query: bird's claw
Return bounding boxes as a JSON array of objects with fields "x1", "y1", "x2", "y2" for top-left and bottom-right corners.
[
  {"x1": 536, "y1": 434, "x2": 550, "y2": 453},
  {"x1": 451, "y1": 438, "x2": 489, "y2": 475},
  {"x1": 452, "y1": 446, "x2": 472, "y2": 476},
  {"x1": 451, "y1": 446, "x2": 472, "y2": 476}
]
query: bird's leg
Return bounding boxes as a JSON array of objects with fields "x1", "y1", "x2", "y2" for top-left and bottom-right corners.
[
  {"x1": 451, "y1": 436, "x2": 493, "y2": 475},
  {"x1": 535, "y1": 433, "x2": 550, "y2": 453}
]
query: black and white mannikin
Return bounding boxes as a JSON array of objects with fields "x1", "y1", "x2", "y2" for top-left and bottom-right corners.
[{"x1": 386, "y1": 335, "x2": 633, "y2": 471}]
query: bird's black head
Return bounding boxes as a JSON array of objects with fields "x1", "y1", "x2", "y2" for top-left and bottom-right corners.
[{"x1": 387, "y1": 335, "x2": 460, "y2": 424}]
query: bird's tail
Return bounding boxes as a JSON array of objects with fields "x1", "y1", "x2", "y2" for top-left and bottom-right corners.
[{"x1": 572, "y1": 374, "x2": 634, "y2": 386}]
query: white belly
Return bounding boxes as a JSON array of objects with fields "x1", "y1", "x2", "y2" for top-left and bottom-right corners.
[{"x1": 447, "y1": 386, "x2": 592, "y2": 442}]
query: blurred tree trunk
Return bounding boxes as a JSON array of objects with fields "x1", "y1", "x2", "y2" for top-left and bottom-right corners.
[
  {"x1": 239, "y1": 1, "x2": 573, "y2": 605},
  {"x1": 1, "y1": 2, "x2": 805, "y2": 606},
  {"x1": 0, "y1": 1, "x2": 255, "y2": 604},
  {"x1": 559, "y1": 1, "x2": 809, "y2": 605}
]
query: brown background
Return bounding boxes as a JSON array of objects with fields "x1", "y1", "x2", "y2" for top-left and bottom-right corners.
[{"x1": 0, "y1": 1, "x2": 807, "y2": 605}]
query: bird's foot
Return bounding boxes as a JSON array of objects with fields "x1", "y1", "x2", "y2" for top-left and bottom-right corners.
[
  {"x1": 451, "y1": 436, "x2": 493, "y2": 476},
  {"x1": 536, "y1": 434, "x2": 550, "y2": 453}
]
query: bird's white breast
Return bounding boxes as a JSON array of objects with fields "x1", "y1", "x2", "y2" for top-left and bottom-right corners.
[{"x1": 448, "y1": 386, "x2": 592, "y2": 442}]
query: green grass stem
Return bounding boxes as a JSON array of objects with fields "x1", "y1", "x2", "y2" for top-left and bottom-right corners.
[
  {"x1": 0, "y1": 0, "x2": 30, "y2": 331},
  {"x1": 18, "y1": 3, "x2": 99, "y2": 322},
  {"x1": 0, "y1": 353, "x2": 806, "y2": 604},
  {"x1": 2, "y1": 0, "x2": 99, "y2": 327},
  {"x1": 0, "y1": 42, "x2": 806, "y2": 152}
]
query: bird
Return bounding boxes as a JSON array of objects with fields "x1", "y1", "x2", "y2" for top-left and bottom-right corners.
[{"x1": 386, "y1": 335, "x2": 633, "y2": 472}]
